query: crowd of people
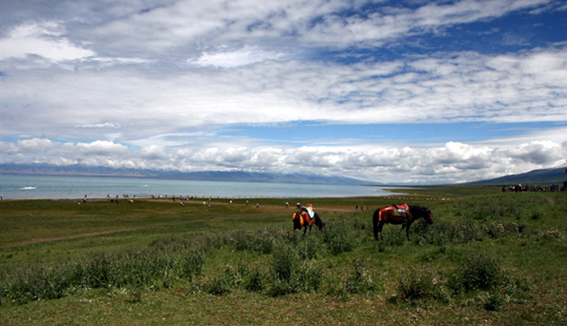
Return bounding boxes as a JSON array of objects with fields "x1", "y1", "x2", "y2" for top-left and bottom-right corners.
[{"x1": 502, "y1": 183, "x2": 565, "y2": 192}]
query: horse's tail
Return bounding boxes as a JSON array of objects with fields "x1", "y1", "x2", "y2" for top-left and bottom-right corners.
[{"x1": 372, "y1": 209, "x2": 380, "y2": 240}]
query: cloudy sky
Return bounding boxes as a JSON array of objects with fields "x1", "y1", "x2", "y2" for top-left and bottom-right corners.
[{"x1": 0, "y1": 0, "x2": 566, "y2": 184}]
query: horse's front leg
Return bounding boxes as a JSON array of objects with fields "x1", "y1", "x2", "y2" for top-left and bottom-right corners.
[{"x1": 405, "y1": 222, "x2": 413, "y2": 241}]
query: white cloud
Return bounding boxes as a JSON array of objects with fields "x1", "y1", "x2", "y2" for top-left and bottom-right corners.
[
  {"x1": 0, "y1": 22, "x2": 94, "y2": 61},
  {"x1": 506, "y1": 141, "x2": 564, "y2": 164},
  {"x1": 139, "y1": 145, "x2": 170, "y2": 160},
  {"x1": 74, "y1": 140, "x2": 130, "y2": 156},
  {"x1": 190, "y1": 46, "x2": 288, "y2": 68},
  {"x1": 74, "y1": 122, "x2": 121, "y2": 129},
  {"x1": 16, "y1": 138, "x2": 54, "y2": 153}
]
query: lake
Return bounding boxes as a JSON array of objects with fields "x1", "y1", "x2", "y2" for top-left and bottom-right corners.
[{"x1": 0, "y1": 174, "x2": 398, "y2": 200}]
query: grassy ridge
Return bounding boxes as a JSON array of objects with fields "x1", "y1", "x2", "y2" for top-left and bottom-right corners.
[{"x1": 1, "y1": 188, "x2": 567, "y2": 325}]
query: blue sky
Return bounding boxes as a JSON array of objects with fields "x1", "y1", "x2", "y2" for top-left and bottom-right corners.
[{"x1": 0, "y1": 0, "x2": 566, "y2": 184}]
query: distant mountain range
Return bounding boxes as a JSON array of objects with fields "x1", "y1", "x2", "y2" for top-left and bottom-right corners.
[
  {"x1": 2, "y1": 163, "x2": 566, "y2": 186},
  {"x1": 0, "y1": 163, "x2": 369, "y2": 185},
  {"x1": 466, "y1": 166, "x2": 567, "y2": 186}
]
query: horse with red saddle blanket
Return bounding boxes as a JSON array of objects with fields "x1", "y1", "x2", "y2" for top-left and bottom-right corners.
[
  {"x1": 372, "y1": 204, "x2": 433, "y2": 241},
  {"x1": 292, "y1": 203, "x2": 325, "y2": 235}
]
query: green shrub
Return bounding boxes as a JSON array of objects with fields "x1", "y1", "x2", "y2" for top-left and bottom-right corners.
[
  {"x1": 268, "y1": 276, "x2": 297, "y2": 297},
  {"x1": 1, "y1": 263, "x2": 72, "y2": 305},
  {"x1": 181, "y1": 248, "x2": 206, "y2": 281},
  {"x1": 485, "y1": 222, "x2": 506, "y2": 239},
  {"x1": 483, "y1": 291, "x2": 510, "y2": 311},
  {"x1": 416, "y1": 218, "x2": 482, "y2": 245},
  {"x1": 452, "y1": 254, "x2": 505, "y2": 293},
  {"x1": 396, "y1": 266, "x2": 446, "y2": 302},
  {"x1": 267, "y1": 244, "x2": 323, "y2": 296},
  {"x1": 344, "y1": 260, "x2": 381, "y2": 295},
  {"x1": 381, "y1": 228, "x2": 406, "y2": 247},
  {"x1": 204, "y1": 265, "x2": 243, "y2": 295},
  {"x1": 324, "y1": 221, "x2": 355, "y2": 254},
  {"x1": 232, "y1": 229, "x2": 272, "y2": 254},
  {"x1": 295, "y1": 232, "x2": 325, "y2": 260},
  {"x1": 271, "y1": 244, "x2": 298, "y2": 282},
  {"x1": 244, "y1": 265, "x2": 266, "y2": 293},
  {"x1": 295, "y1": 260, "x2": 323, "y2": 292}
]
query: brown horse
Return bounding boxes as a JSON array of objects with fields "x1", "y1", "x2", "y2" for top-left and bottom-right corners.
[
  {"x1": 372, "y1": 205, "x2": 433, "y2": 241},
  {"x1": 292, "y1": 206, "x2": 325, "y2": 235}
]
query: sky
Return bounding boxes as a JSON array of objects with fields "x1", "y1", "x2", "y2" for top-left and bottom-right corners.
[{"x1": 0, "y1": 0, "x2": 566, "y2": 184}]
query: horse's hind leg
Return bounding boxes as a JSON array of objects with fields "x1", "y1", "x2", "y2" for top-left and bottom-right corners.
[
  {"x1": 372, "y1": 211, "x2": 380, "y2": 240},
  {"x1": 377, "y1": 223, "x2": 384, "y2": 241}
]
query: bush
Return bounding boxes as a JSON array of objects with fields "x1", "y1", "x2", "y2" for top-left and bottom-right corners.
[
  {"x1": 397, "y1": 266, "x2": 446, "y2": 302},
  {"x1": 181, "y1": 248, "x2": 206, "y2": 281},
  {"x1": 453, "y1": 254, "x2": 505, "y2": 293},
  {"x1": 232, "y1": 228, "x2": 277, "y2": 254},
  {"x1": 483, "y1": 291, "x2": 510, "y2": 311},
  {"x1": 244, "y1": 265, "x2": 266, "y2": 293},
  {"x1": 485, "y1": 222, "x2": 506, "y2": 239},
  {"x1": 344, "y1": 260, "x2": 381, "y2": 295},
  {"x1": 267, "y1": 244, "x2": 323, "y2": 296},
  {"x1": 381, "y1": 228, "x2": 406, "y2": 247},
  {"x1": 1, "y1": 264, "x2": 70, "y2": 304},
  {"x1": 323, "y1": 218, "x2": 367, "y2": 255},
  {"x1": 204, "y1": 265, "x2": 243, "y2": 295},
  {"x1": 268, "y1": 276, "x2": 297, "y2": 297},
  {"x1": 295, "y1": 261, "x2": 323, "y2": 292},
  {"x1": 271, "y1": 244, "x2": 299, "y2": 282},
  {"x1": 295, "y1": 232, "x2": 325, "y2": 260}
]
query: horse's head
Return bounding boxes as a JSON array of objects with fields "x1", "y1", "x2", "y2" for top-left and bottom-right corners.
[
  {"x1": 410, "y1": 206, "x2": 433, "y2": 224},
  {"x1": 423, "y1": 207, "x2": 434, "y2": 224}
]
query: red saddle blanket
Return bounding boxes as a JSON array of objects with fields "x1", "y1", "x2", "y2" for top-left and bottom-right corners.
[{"x1": 382, "y1": 203, "x2": 409, "y2": 216}]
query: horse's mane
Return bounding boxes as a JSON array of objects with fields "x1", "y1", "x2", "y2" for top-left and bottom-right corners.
[{"x1": 409, "y1": 205, "x2": 424, "y2": 212}]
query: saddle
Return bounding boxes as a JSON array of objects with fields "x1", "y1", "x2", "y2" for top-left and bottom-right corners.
[{"x1": 382, "y1": 203, "x2": 409, "y2": 217}]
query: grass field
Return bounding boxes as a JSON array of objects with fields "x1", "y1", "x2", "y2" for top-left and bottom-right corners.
[{"x1": 1, "y1": 186, "x2": 566, "y2": 325}]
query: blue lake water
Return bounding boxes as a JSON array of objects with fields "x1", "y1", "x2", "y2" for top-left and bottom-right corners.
[{"x1": 0, "y1": 174, "x2": 397, "y2": 200}]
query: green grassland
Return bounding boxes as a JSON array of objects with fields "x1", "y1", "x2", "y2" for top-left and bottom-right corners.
[{"x1": 1, "y1": 187, "x2": 566, "y2": 325}]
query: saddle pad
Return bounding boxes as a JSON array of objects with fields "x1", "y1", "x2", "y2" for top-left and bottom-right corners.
[{"x1": 383, "y1": 203, "x2": 409, "y2": 216}]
